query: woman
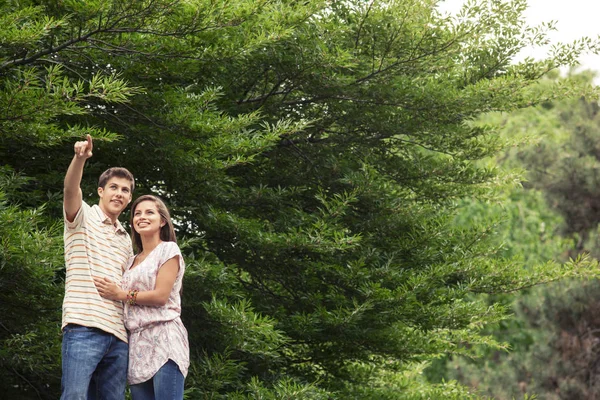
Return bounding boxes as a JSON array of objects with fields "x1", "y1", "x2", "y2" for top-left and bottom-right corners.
[{"x1": 94, "y1": 194, "x2": 189, "y2": 400}]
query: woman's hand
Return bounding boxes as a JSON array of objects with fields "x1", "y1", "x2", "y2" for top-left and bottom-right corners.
[{"x1": 94, "y1": 276, "x2": 126, "y2": 302}]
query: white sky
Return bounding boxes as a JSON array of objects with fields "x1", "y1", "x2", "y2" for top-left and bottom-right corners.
[{"x1": 438, "y1": 0, "x2": 600, "y2": 77}]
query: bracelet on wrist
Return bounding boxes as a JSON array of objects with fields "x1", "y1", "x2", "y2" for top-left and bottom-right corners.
[{"x1": 126, "y1": 289, "x2": 139, "y2": 306}]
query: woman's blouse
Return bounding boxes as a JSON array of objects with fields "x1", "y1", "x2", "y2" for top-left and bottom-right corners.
[{"x1": 121, "y1": 241, "x2": 189, "y2": 384}]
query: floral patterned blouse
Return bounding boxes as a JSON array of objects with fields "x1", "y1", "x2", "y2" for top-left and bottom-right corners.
[{"x1": 121, "y1": 241, "x2": 189, "y2": 385}]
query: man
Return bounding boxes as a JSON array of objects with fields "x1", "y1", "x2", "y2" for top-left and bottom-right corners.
[{"x1": 61, "y1": 134, "x2": 134, "y2": 399}]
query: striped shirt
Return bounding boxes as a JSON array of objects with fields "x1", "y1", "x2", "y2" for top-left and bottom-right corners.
[{"x1": 62, "y1": 201, "x2": 133, "y2": 342}]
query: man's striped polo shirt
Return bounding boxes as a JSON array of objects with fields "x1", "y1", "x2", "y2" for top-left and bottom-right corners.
[{"x1": 62, "y1": 201, "x2": 133, "y2": 342}]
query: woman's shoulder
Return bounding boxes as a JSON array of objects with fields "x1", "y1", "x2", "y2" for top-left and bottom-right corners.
[
  {"x1": 160, "y1": 241, "x2": 182, "y2": 258},
  {"x1": 161, "y1": 240, "x2": 180, "y2": 251}
]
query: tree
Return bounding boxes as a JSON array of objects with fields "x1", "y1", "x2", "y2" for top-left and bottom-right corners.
[
  {"x1": 440, "y1": 71, "x2": 600, "y2": 400},
  {"x1": 2, "y1": 0, "x2": 599, "y2": 398},
  {"x1": 0, "y1": 170, "x2": 63, "y2": 399}
]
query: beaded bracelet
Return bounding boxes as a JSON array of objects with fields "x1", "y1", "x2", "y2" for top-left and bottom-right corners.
[{"x1": 126, "y1": 289, "x2": 139, "y2": 306}]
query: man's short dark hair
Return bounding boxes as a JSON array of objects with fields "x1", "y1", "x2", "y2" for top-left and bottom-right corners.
[{"x1": 98, "y1": 167, "x2": 135, "y2": 192}]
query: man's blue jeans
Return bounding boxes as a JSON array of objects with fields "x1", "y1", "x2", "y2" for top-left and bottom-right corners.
[
  {"x1": 129, "y1": 359, "x2": 184, "y2": 400},
  {"x1": 61, "y1": 324, "x2": 128, "y2": 400}
]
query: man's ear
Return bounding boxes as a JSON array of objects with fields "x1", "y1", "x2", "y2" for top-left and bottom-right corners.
[{"x1": 97, "y1": 187, "x2": 104, "y2": 197}]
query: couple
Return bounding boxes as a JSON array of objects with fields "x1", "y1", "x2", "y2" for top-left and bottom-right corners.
[{"x1": 61, "y1": 135, "x2": 189, "y2": 400}]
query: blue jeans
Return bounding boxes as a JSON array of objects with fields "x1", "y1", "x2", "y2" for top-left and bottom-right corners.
[
  {"x1": 61, "y1": 324, "x2": 128, "y2": 400},
  {"x1": 129, "y1": 359, "x2": 184, "y2": 400}
]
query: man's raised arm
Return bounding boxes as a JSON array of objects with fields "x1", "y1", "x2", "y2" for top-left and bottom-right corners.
[{"x1": 64, "y1": 134, "x2": 93, "y2": 222}]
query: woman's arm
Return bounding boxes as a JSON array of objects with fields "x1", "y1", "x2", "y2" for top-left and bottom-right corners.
[{"x1": 94, "y1": 256, "x2": 180, "y2": 307}]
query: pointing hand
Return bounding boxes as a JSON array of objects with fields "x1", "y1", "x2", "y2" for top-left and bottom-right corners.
[{"x1": 74, "y1": 134, "x2": 93, "y2": 159}]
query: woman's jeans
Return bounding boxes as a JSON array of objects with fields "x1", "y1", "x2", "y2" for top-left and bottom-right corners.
[
  {"x1": 60, "y1": 324, "x2": 128, "y2": 400},
  {"x1": 129, "y1": 359, "x2": 185, "y2": 400}
]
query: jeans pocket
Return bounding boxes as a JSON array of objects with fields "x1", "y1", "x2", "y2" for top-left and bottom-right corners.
[{"x1": 63, "y1": 323, "x2": 94, "y2": 335}]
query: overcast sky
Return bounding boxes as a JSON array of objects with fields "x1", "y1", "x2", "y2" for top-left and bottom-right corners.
[{"x1": 438, "y1": 0, "x2": 600, "y2": 76}]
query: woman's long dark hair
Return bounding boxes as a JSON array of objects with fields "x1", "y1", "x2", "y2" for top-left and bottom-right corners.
[{"x1": 130, "y1": 194, "x2": 176, "y2": 253}]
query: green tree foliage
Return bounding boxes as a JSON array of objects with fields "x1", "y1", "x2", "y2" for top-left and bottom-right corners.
[
  {"x1": 441, "y1": 71, "x2": 600, "y2": 400},
  {"x1": 2, "y1": 0, "x2": 600, "y2": 398},
  {"x1": 436, "y1": 189, "x2": 574, "y2": 399},
  {"x1": 0, "y1": 168, "x2": 64, "y2": 398}
]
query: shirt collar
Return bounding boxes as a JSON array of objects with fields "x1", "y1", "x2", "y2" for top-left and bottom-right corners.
[{"x1": 92, "y1": 204, "x2": 127, "y2": 234}]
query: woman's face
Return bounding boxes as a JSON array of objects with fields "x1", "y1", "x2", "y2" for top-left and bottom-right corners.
[{"x1": 132, "y1": 200, "x2": 163, "y2": 237}]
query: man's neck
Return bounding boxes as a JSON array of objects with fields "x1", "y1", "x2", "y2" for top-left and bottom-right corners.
[{"x1": 98, "y1": 203, "x2": 119, "y2": 225}]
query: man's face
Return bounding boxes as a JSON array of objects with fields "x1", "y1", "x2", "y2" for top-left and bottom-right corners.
[{"x1": 97, "y1": 177, "x2": 133, "y2": 219}]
